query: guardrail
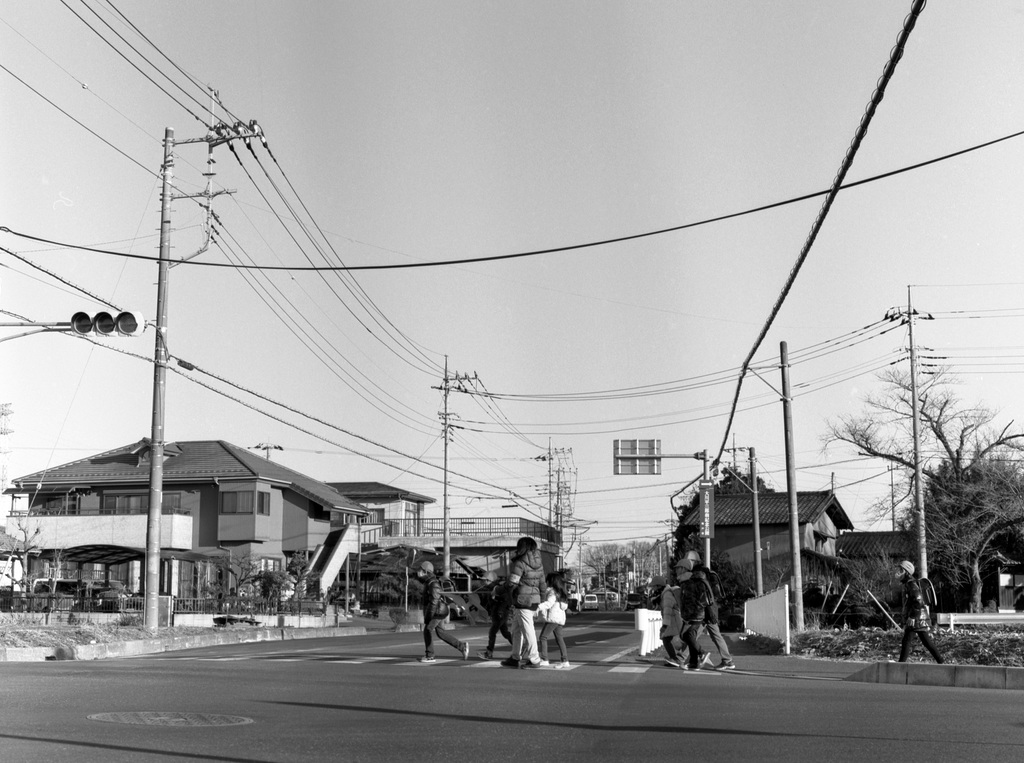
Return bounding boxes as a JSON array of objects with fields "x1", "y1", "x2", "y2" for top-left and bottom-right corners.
[{"x1": 936, "y1": 612, "x2": 1024, "y2": 631}]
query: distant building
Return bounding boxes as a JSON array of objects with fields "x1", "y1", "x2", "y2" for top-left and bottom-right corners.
[{"x1": 680, "y1": 490, "x2": 854, "y2": 565}]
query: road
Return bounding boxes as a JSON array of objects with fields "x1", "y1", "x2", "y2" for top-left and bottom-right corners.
[{"x1": 2, "y1": 611, "x2": 1023, "y2": 762}]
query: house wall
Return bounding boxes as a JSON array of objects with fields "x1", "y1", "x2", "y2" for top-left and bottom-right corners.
[{"x1": 712, "y1": 521, "x2": 836, "y2": 567}]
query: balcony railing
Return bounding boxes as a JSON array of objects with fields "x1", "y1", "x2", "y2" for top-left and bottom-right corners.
[{"x1": 361, "y1": 516, "x2": 560, "y2": 545}]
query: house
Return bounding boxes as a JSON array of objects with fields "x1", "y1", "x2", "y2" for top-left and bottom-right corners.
[
  {"x1": 329, "y1": 481, "x2": 563, "y2": 587},
  {"x1": 680, "y1": 490, "x2": 854, "y2": 567},
  {"x1": 2, "y1": 438, "x2": 368, "y2": 597}
]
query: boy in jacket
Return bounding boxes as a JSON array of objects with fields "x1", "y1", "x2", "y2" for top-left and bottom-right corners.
[{"x1": 417, "y1": 561, "x2": 470, "y2": 663}]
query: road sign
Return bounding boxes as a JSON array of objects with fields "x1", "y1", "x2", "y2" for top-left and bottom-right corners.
[{"x1": 698, "y1": 479, "x2": 715, "y2": 538}]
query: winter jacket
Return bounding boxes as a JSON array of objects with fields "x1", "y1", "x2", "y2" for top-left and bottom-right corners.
[
  {"x1": 679, "y1": 572, "x2": 714, "y2": 623},
  {"x1": 901, "y1": 577, "x2": 930, "y2": 632},
  {"x1": 420, "y1": 573, "x2": 447, "y2": 621},
  {"x1": 659, "y1": 584, "x2": 683, "y2": 637},
  {"x1": 537, "y1": 588, "x2": 568, "y2": 626},
  {"x1": 508, "y1": 549, "x2": 546, "y2": 610}
]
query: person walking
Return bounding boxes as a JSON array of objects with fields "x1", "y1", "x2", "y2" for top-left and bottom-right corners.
[
  {"x1": 416, "y1": 561, "x2": 470, "y2": 664},
  {"x1": 478, "y1": 578, "x2": 514, "y2": 660},
  {"x1": 677, "y1": 559, "x2": 713, "y2": 670},
  {"x1": 536, "y1": 571, "x2": 571, "y2": 668},
  {"x1": 655, "y1": 574, "x2": 684, "y2": 668},
  {"x1": 687, "y1": 553, "x2": 736, "y2": 670},
  {"x1": 897, "y1": 560, "x2": 944, "y2": 664},
  {"x1": 501, "y1": 536, "x2": 547, "y2": 669}
]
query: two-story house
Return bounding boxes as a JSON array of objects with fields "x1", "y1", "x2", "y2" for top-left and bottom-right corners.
[{"x1": 3, "y1": 438, "x2": 368, "y2": 597}]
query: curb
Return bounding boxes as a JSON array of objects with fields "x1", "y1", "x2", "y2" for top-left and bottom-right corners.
[
  {"x1": 0, "y1": 625, "x2": 370, "y2": 663},
  {"x1": 845, "y1": 661, "x2": 1024, "y2": 691}
]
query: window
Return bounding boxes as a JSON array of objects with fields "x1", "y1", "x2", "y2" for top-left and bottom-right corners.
[
  {"x1": 101, "y1": 492, "x2": 182, "y2": 514},
  {"x1": 220, "y1": 492, "x2": 254, "y2": 514},
  {"x1": 260, "y1": 557, "x2": 282, "y2": 572},
  {"x1": 257, "y1": 492, "x2": 270, "y2": 516},
  {"x1": 40, "y1": 494, "x2": 80, "y2": 515}
]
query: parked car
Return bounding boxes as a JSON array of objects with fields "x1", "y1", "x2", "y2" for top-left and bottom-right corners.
[
  {"x1": 582, "y1": 593, "x2": 599, "y2": 611},
  {"x1": 625, "y1": 592, "x2": 644, "y2": 611}
]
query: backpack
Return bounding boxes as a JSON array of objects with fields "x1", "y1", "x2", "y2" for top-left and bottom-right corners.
[{"x1": 919, "y1": 577, "x2": 938, "y2": 610}]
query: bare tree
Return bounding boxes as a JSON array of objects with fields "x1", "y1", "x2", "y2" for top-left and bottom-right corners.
[
  {"x1": 0, "y1": 515, "x2": 43, "y2": 592},
  {"x1": 825, "y1": 368, "x2": 1024, "y2": 611}
]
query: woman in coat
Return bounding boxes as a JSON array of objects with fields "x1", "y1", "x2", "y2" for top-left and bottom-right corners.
[
  {"x1": 897, "y1": 560, "x2": 944, "y2": 663},
  {"x1": 501, "y1": 536, "x2": 547, "y2": 669}
]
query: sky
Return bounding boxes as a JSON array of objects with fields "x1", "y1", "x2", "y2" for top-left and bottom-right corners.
[{"x1": 3, "y1": 1, "x2": 1024, "y2": 556}]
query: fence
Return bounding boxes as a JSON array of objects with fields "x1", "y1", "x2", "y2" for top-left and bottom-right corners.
[
  {"x1": 744, "y1": 585, "x2": 790, "y2": 654},
  {"x1": 360, "y1": 516, "x2": 561, "y2": 545}
]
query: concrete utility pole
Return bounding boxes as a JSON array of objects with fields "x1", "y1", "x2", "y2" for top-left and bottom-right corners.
[
  {"x1": 144, "y1": 114, "x2": 262, "y2": 631},
  {"x1": 434, "y1": 361, "x2": 477, "y2": 579},
  {"x1": 907, "y1": 287, "x2": 928, "y2": 579},
  {"x1": 144, "y1": 126, "x2": 174, "y2": 632},
  {"x1": 750, "y1": 446, "x2": 763, "y2": 597},
  {"x1": 780, "y1": 341, "x2": 804, "y2": 631}
]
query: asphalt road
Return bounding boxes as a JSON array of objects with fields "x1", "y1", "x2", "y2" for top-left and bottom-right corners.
[{"x1": 2, "y1": 612, "x2": 1023, "y2": 762}]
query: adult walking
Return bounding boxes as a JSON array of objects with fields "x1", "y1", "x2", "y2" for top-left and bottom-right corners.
[
  {"x1": 655, "y1": 574, "x2": 684, "y2": 668},
  {"x1": 677, "y1": 559, "x2": 713, "y2": 670},
  {"x1": 897, "y1": 560, "x2": 944, "y2": 664},
  {"x1": 501, "y1": 536, "x2": 547, "y2": 669},
  {"x1": 416, "y1": 561, "x2": 470, "y2": 664},
  {"x1": 686, "y1": 552, "x2": 736, "y2": 670}
]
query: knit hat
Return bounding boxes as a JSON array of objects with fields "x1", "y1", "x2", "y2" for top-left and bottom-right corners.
[
  {"x1": 650, "y1": 575, "x2": 666, "y2": 587},
  {"x1": 674, "y1": 559, "x2": 694, "y2": 573},
  {"x1": 419, "y1": 560, "x2": 434, "y2": 574},
  {"x1": 899, "y1": 560, "x2": 914, "y2": 577}
]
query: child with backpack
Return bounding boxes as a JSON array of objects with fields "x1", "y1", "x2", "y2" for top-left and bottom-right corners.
[
  {"x1": 684, "y1": 551, "x2": 736, "y2": 670},
  {"x1": 897, "y1": 560, "x2": 944, "y2": 663},
  {"x1": 536, "y1": 571, "x2": 571, "y2": 669},
  {"x1": 676, "y1": 559, "x2": 713, "y2": 670}
]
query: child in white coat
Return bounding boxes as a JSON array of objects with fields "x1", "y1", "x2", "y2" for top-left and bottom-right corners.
[{"x1": 536, "y1": 571, "x2": 570, "y2": 668}]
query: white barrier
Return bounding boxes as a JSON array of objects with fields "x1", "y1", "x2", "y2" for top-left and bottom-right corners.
[
  {"x1": 744, "y1": 585, "x2": 790, "y2": 655},
  {"x1": 634, "y1": 608, "x2": 663, "y2": 656}
]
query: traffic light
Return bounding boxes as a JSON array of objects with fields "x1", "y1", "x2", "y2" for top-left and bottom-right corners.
[{"x1": 70, "y1": 311, "x2": 145, "y2": 337}]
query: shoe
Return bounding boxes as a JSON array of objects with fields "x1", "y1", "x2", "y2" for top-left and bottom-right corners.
[
  {"x1": 519, "y1": 660, "x2": 541, "y2": 669},
  {"x1": 418, "y1": 656, "x2": 436, "y2": 664},
  {"x1": 460, "y1": 643, "x2": 470, "y2": 660},
  {"x1": 683, "y1": 664, "x2": 701, "y2": 671},
  {"x1": 500, "y1": 658, "x2": 520, "y2": 668},
  {"x1": 538, "y1": 660, "x2": 550, "y2": 667},
  {"x1": 701, "y1": 653, "x2": 714, "y2": 668},
  {"x1": 557, "y1": 661, "x2": 571, "y2": 669},
  {"x1": 664, "y1": 659, "x2": 681, "y2": 668},
  {"x1": 477, "y1": 650, "x2": 493, "y2": 660},
  {"x1": 716, "y1": 661, "x2": 736, "y2": 671}
]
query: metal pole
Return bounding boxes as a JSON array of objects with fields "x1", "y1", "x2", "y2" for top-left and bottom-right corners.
[
  {"x1": 781, "y1": 341, "x2": 804, "y2": 631},
  {"x1": 701, "y1": 452, "x2": 711, "y2": 566},
  {"x1": 907, "y1": 287, "x2": 928, "y2": 578},
  {"x1": 750, "y1": 446, "x2": 763, "y2": 597},
  {"x1": 145, "y1": 127, "x2": 173, "y2": 631}
]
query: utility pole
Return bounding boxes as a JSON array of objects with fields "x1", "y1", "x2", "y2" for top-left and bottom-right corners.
[
  {"x1": 434, "y1": 361, "x2": 477, "y2": 579},
  {"x1": 144, "y1": 126, "x2": 174, "y2": 632},
  {"x1": 144, "y1": 113, "x2": 263, "y2": 631},
  {"x1": 907, "y1": 287, "x2": 928, "y2": 578},
  {"x1": 780, "y1": 341, "x2": 804, "y2": 631},
  {"x1": 253, "y1": 443, "x2": 283, "y2": 460},
  {"x1": 750, "y1": 446, "x2": 763, "y2": 597}
]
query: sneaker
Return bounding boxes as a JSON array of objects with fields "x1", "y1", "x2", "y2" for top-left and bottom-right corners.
[
  {"x1": 700, "y1": 652, "x2": 714, "y2": 668},
  {"x1": 664, "y1": 659, "x2": 681, "y2": 668},
  {"x1": 500, "y1": 658, "x2": 520, "y2": 668},
  {"x1": 460, "y1": 643, "x2": 470, "y2": 660},
  {"x1": 683, "y1": 663, "x2": 701, "y2": 671},
  {"x1": 519, "y1": 660, "x2": 541, "y2": 669},
  {"x1": 477, "y1": 650, "x2": 493, "y2": 660},
  {"x1": 716, "y1": 661, "x2": 736, "y2": 671},
  {"x1": 418, "y1": 656, "x2": 436, "y2": 664},
  {"x1": 557, "y1": 661, "x2": 571, "y2": 669},
  {"x1": 538, "y1": 660, "x2": 550, "y2": 667}
]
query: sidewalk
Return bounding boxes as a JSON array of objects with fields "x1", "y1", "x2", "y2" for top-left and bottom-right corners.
[{"x1": 0, "y1": 614, "x2": 395, "y2": 662}]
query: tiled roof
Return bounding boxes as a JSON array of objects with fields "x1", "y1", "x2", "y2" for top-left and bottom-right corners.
[
  {"x1": 680, "y1": 490, "x2": 854, "y2": 530},
  {"x1": 6, "y1": 439, "x2": 367, "y2": 514},
  {"x1": 327, "y1": 481, "x2": 435, "y2": 505},
  {"x1": 837, "y1": 531, "x2": 913, "y2": 559}
]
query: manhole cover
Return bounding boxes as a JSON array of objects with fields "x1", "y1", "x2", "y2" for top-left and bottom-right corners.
[{"x1": 88, "y1": 712, "x2": 254, "y2": 727}]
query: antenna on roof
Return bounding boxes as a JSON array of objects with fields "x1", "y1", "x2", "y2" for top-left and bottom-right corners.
[{"x1": 252, "y1": 443, "x2": 283, "y2": 460}]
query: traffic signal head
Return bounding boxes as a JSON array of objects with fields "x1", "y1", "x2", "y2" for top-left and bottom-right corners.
[{"x1": 70, "y1": 311, "x2": 145, "y2": 337}]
